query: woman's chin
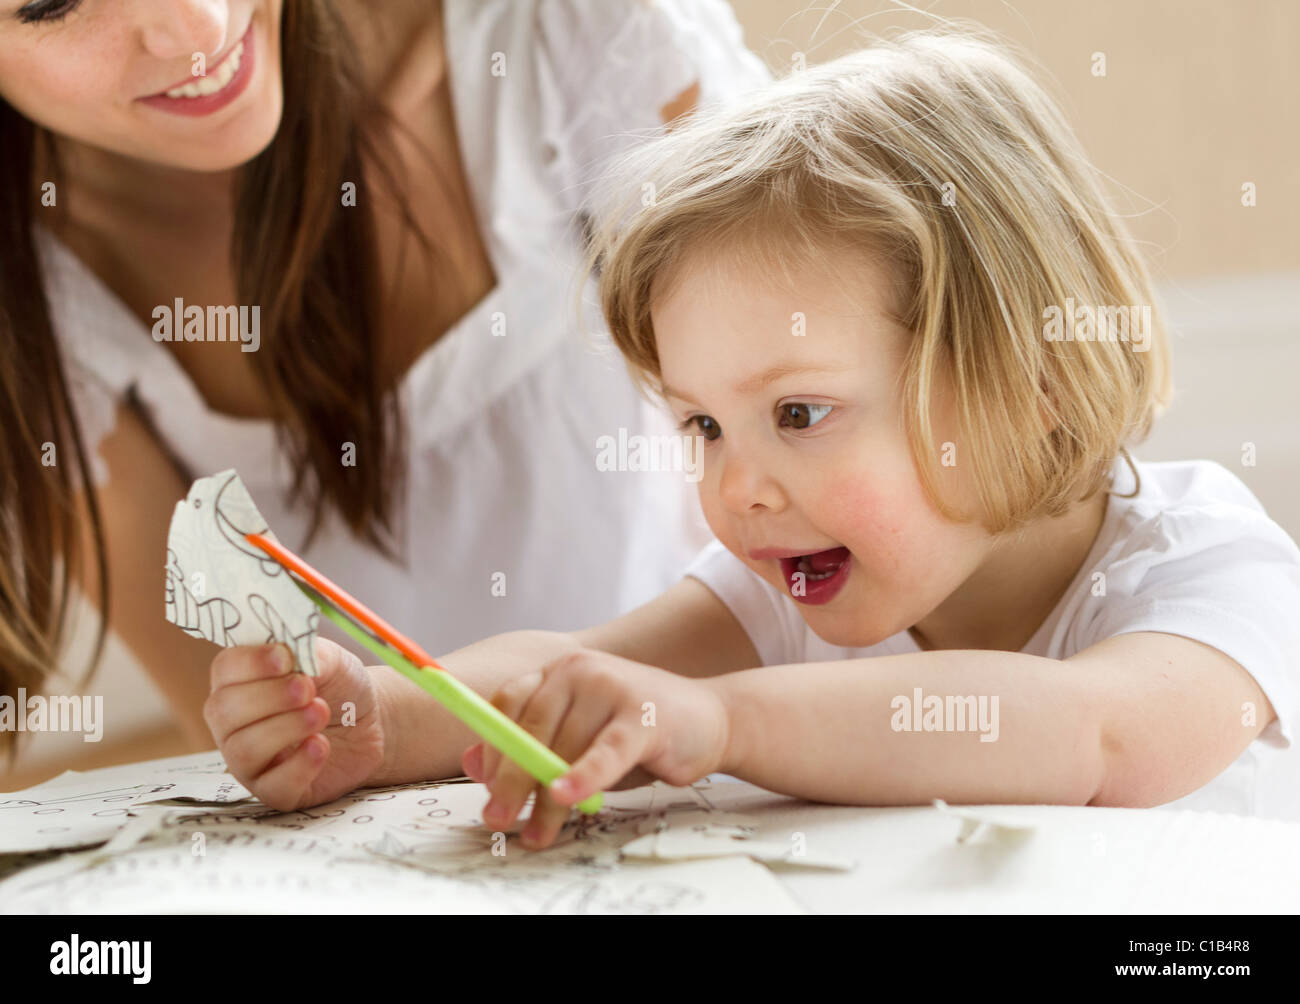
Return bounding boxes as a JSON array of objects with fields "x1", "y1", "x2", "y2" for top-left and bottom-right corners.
[
  {"x1": 128, "y1": 79, "x2": 284, "y2": 172},
  {"x1": 142, "y1": 116, "x2": 281, "y2": 172}
]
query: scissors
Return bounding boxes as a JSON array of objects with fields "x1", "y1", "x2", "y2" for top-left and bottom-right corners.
[{"x1": 245, "y1": 532, "x2": 603, "y2": 814}]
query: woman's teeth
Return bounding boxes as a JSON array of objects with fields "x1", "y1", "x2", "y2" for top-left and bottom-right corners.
[{"x1": 165, "y1": 41, "x2": 244, "y2": 98}]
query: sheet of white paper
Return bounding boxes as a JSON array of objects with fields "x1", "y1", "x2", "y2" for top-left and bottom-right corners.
[
  {"x1": 0, "y1": 758, "x2": 805, "y2": 914},
  {"x1": 0, "y1": 755, "x2": 251, "y2": 853},
  {"x1": 164, "y1": 468, "x2": 320, "y2": 675}
]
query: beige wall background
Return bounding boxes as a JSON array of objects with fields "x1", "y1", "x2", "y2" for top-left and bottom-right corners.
[
  {"x1": 729, "y1": 1, "x2": 1300, "y2": 545},
  {"x1": 729, "y1": 0, "x2": 1298, "y2": 279}
]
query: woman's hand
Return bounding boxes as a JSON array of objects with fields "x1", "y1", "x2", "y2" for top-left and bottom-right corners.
[
  {"x1": 204, "y1": 639, "x2": 387, "y2": 811},
  {"x1": 462, "y1": 649, "x2": 732, "y2": 850}
]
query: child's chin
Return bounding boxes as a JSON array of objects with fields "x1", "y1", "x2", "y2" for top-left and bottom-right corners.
[{"x1": 802, "y1": 607, "x2": 895, "y2": 650}]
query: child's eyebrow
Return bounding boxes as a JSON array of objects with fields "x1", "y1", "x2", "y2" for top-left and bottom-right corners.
[
  {"x1": 660, "y1": 385, "x2": 699, "y2": 406},
  {"x1": 662, "y1": 363, "x2": 844, "y2": 406},
  {"x1": 733, "y1": 362, "x2": 845, "y2": 394}
]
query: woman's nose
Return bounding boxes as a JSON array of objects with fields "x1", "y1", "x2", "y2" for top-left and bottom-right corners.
[
  {"x1": 133, "y1": 0, "x2": 230, "y2": 62},
  {"x1": 717, "y1": 451, "x2": 787, "y2": 515}
]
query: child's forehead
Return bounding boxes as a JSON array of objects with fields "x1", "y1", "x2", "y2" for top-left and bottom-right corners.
[
  {"x1": 650, "y1": 237, "x2": 904, "y2": 332},
  {"x1": 650, "y1": 251, "x2": 911, "y2": 403}
]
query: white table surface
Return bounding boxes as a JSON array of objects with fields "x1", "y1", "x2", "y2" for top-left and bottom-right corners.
[{"x1": 4, "y1": 753, "x2": 1299, "y2": 913}]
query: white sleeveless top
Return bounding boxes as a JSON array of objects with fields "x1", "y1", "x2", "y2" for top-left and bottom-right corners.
[
  {"x1": 686, "y1": 456, "x2": 1300, "y2": 820},
  {"x1": 39, "y1": 0, "x2": 770, "y2": 654}
]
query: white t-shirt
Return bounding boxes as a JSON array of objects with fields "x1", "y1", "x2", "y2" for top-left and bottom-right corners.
[
  {"x1": 40, "y1": 1, "x2": 769, "y2": 655},
  {"x1": 685, "y1": 455, "x2": 1300, "y2": 820}
]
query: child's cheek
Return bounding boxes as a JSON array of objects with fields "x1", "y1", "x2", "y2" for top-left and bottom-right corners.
[
  {"x1": 818, "y1": 470, "x2": 903, "y2": 546},
  {"x1": 819, "y1": 469, "x2": 952, "y2": 583}
]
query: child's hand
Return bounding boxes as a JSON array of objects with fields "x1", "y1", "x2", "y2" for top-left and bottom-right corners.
[
  {"x1": 462, "y1": 649, "x2": 731, "y2": 850},
  {"x1": 204, "y1": 639, "x2": 387, "y2": 811}
]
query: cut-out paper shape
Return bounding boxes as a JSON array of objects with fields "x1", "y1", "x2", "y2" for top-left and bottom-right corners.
[
  {"x1": 164, "y1": 469, "x2": 320, "y2": 675},
  {"x1": 933, "y1": 799, "x2": 1040, "y2": 844}
]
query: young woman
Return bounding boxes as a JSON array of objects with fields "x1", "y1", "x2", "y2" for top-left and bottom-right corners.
[{"x1": 0, "y1": 0, "x2": 769, "y2": 753}]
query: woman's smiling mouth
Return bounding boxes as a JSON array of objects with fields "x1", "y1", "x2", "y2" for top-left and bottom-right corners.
[{"x1": 137, "y1": 22, "x2": 256, "y2": 117}]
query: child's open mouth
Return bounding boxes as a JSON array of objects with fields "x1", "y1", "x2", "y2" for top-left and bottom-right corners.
[{"x1": 779, "y1": 546, "x2": 852, "y2": 605}]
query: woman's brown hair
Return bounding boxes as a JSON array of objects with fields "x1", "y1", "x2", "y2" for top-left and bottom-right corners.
[{"x1": 0, "y1": 0, "x2": 439, "y2": 755}]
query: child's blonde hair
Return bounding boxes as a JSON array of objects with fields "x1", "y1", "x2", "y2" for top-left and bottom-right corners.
[{"x1": 587, "y1": 27, "x2": 1172, "y2": 533}]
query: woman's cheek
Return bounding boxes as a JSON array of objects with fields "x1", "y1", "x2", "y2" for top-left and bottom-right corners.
[{"x1": 0, "y1": 51, "x2": 107, "y2": 140}]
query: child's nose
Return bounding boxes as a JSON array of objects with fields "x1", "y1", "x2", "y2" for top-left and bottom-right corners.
[{"x1": 717, "y1": 452, "x2": 787, "y2": 514}]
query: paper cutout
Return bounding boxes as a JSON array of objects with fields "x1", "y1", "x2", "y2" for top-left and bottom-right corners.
[
  {"x1": 620, "y1": 828, "x2": 855, "y2": 870},
  {"x1": 164, "y1": 469, "x2": 320, "y2": 675},
  {"x1": 0, "y1": 758, "x2": 804, "y2": 914},
  {"x1": 933, "y1": 799, "x2": 1040, "y2": 844}
]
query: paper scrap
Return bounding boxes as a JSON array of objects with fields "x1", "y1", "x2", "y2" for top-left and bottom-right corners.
[
  {"x1": 164, "y1": 468, "x2": 320, "y2": 675},
  {"x1": 621, "y1": 826, "x2": 855, "y2": 870},
  {"x1": 933, "y1": 799, "x2": 1040, "y2": 843}
]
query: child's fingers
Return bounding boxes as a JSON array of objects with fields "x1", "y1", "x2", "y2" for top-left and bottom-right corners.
[
  {"x1": 478, "y1": 742, "x2": 501, "y2": 788},
  {"x1": 478, "y1": 670, "x2": 544, "y2": 798},
  {"x1": 549, "y1": 720, "x2": 649, "y2": 809},
  {"x1": 251, "y1": 734, "x2": 331, "y2": 812},
  {"x1": 210, "y1": 643, "x2": 292, "y2": 693},
  {"x1": 519, "y1": 786, "x2": 577, "y2": 850},
  {"x1": 461, "y1": 742, "x2": 486, "y2": 782},
  {"x1": 221, "y1": 698, "x2": 330, "y2": 782},
  {"x1": 481, "y1": 673, "x2": 572, "y2": 830},
  {"x1": 518, "y1": 705, "x2": 620, "y2": 848},
  {"x1": 204, "y1": 673, "x2": 316, "y2": 746}
]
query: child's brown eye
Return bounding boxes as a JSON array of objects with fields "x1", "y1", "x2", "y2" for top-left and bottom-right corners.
[
  {"x1": 683, "y1": 415, "x2": 721, "y2": 441},
  {"x1": 779, "y1": 403, "x2": 832, "y2": 429}
]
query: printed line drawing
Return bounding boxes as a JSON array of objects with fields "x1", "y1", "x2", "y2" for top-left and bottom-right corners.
[
  {"x1": 0, "y1": 761, "x2": 802, "y2": 914},
  {"x1": 163, "y1": 469, "x2": 320, "y2": 675}
]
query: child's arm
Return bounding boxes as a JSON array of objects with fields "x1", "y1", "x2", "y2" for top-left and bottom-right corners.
[
  {"x1": 207, "y1": 575, "x2": 755, "y2": 804},
  {"x1": 369, "y1": 577, "x2": 759, "y2": 783},
  {"x1": 476, "y1": 609, "x2": 1269, "y2": 849},
  {"x1": 708, "y1": 631, "x2": 1278, "y2": 808},
  {"x1": 572, "y1": 577, "x2": 760, "y2": 677}
]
